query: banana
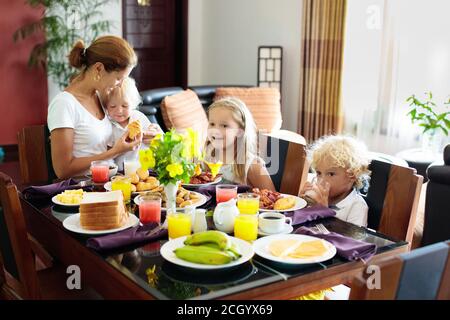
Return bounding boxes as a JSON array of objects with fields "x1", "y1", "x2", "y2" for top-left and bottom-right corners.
[
  {"x1": 174, "y1": 245, "x2": 233, "y2": 265},
  {"x1": 228, "y1": 242, "x2": 242, "y2": 259},
  {"x1": 184, "y1": 230, "x2": 231, "y2": 250},
  {"x1": 202, "y1": 243, "x2": 240, "y2": 260}
]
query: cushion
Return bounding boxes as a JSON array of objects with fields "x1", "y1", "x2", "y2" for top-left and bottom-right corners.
[
  {"x1": 161, "y1": 89, "x2": 208, "y2": 141},
  {"x1": 214, "y1": 87, "x2": 282, "y2": 132}
]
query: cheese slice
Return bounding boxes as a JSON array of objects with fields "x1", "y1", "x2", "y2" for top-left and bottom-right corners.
[
  {"x1": 288, "y1": 240, "x2": 327, "y2": 259},
  {"x1": 268, "y1": 239, "x2": 328, "y2": 259},
  {"x1": 268, "y1": 239, "x2": 301, "y2": 258}
]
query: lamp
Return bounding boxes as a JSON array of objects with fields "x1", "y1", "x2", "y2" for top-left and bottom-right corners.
[{"x1": 137, "y1": 0, "x2": 151, "y2": 6}]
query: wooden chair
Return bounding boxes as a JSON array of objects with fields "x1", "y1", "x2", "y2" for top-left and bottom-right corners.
[
  {"x1": 0, "y1": 172, "x2": 100, "y2": 299},
  {"x1": 17, "y1": 125, "x2": 56, "y2": 185},
  {"x1": 350, "y1": 241, "x2": 450, "y2": 300},
  {"x1": 364, "y1": 160, "x2": 423, "y2": 245},
  {"x1": 259, "y1": 130, "x2": 309, "y2": 195}
]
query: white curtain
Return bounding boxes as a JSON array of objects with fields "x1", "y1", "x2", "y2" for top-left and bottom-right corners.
[{"x1": 343, "y1": 0, "x2": 450, "y2": 155}]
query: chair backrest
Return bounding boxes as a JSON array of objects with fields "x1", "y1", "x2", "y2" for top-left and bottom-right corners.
[
  {"x1": 18, "y1": 125, "x2": 55, "y2": 185},
  {"x1": 350, "y1": 241, "x2": 450, "y2": 300},
  {"x1": 259, "y1": 130, "x2": 309, "y2": 195},
  {"x1": 364, "y1": 160, "x2": 423, "y2": 244},
  {"x1": 0, "y1": 172, "x2": 41, "y2": 299},
  {"x1": 421, "y1": 144, "x2": 450, "y2": 246}
]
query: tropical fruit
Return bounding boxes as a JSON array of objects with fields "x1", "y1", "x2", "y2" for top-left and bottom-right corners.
[{"x1": 174, "y1": 230, "x2": 241, "y2": 265}]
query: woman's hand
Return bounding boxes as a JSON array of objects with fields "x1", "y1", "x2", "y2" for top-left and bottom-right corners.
[
  {"x1": 112, "y1": 131, "x2": 142, "y2": 155},
  {"x1": 142, "y1": 123, "x2": 163, "y2": 145}
]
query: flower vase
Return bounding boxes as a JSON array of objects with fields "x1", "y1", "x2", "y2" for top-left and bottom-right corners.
[
  {"x1": 422, "y1": 129, "x2": 443, "y2": 156},
  {"x1": 164, "y1": 181, "x2": 180, "y2": 213}
]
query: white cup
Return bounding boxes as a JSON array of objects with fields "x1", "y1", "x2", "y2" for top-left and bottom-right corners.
[
  {"x1": 124, "y1": 160, "x2": 141, "y2": 177},
  {"x1": 258, "y1": 212, "x2": 292, "y2": 234}
]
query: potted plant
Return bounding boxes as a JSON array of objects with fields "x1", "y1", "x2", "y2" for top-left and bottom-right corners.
[
  {"x1": 406, "y1": 92, "x2": 450, "y2": 154},
  {"x1": 13, "y1": 0, "x2": 114, "y2": 89},
  {"x1": 139, "y1": 129, "x2": 196, "y2": 214}
]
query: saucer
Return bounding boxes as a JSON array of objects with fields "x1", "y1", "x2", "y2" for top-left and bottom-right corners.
[{"x1": 258, "y1": 223, "x2": 294, "y2": 237}]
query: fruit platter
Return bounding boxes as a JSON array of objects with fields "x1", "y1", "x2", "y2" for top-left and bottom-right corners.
[{"x1": 160, "y1": 231, "x2": 254, "y2": 270}]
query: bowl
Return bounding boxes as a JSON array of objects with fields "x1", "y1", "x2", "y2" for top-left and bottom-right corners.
[{"x1": 108, "y1": 164, "x2": 118, "y2": 178}]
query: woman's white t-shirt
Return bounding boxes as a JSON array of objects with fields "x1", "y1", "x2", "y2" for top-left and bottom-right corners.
[
  {"x1": 47, "y1": 92, "x2": 114, "y2": 173},
  {"x1": 109, "y1": 110, "x2": 151, "y2": 171}
]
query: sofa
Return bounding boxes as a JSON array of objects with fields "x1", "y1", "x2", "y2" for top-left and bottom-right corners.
[
  {"x1": 421, "y1": 144, "x2": 450, "y2": 246},
  {"x1": 139, "y1": 85, "x2": 251, "y2": 131}
]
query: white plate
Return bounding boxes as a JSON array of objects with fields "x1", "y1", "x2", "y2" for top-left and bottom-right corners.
[
  {"x1": 259, "y1": 194, "x2": 307, "y2": 212},
  {"x1": 51, "y1": 195, "x2": 81, "y2": 207},
  {"x1": 253, "y1": 234, "x2": 336, "y2": 264},
  {"x1": 104, "y1": 181, "x2": 161, "y2": 196},
  {"x1": 160, "y1": 235, "x2": 254, "y2": 270},
  {"x1": 62, "y1": 213, "x2": 139, "y2": 235},
  {"x1": 133, "y1": 191, "x2": 208, "y2": 210},
  {"x1": 182, "y1": 176, "x2": 222, "y2": 188},
  {"x1": 258, "y1": 223, "x2": 294, "y2": 237}
]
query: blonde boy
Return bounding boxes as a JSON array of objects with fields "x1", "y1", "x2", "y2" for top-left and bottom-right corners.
[{"x1": 301, "y1": 135, "x2": 371, "y2": 227}]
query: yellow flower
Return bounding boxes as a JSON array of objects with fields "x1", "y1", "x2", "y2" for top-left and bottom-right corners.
[
  {"x1": 186, "y1": 128, "x2": 202, "y2": 159},
  {"x1": 139, "y1": 149, "x2": 155, "y2": 170},
  {"x1": 166, "y1": 163, "x2": 184, "y2": 177},
  {"x1": 170, "y1": 131, "x2": 182, "y2": 142},
  {"x1": 205, "y1": 161, "x2": 223, "y2": 178},
  {"x1": 194, "y1": 163, "x2": 202, "y2": 176},
  {"x1": 150, "y1": 133, "x2": 163, "y2": 147}
]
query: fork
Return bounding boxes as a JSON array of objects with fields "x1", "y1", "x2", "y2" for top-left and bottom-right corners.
[{"x1": 315, "y1": 223, "x2": 330, "y2": 234}]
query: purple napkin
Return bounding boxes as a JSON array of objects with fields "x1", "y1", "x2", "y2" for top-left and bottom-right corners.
[
  {"x1": 22, "y1": 179, "x2": 92, "y2": 201},
  {"x1": 295, "y1": 226, "x2": 377, "y2": 261},
  {"x1": 285, "y1": 205, "x2": 336, "y2": 226},
  {"x1": 86, "y1": 222, "x2": 167, "y2": 252}
]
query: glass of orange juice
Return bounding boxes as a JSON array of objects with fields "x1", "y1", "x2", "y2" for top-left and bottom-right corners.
[
  {"x1": 111, "y1": 175, "x2": 132, "y2": 203},
  {"x1": 167, "y1": 208, "x2": 192, "y2": 240},
  {"x1": 237, "y1": 193, "x2": 260, "y2": 215},
  {"x1": 234, "y1": 214, "x2": 258, "y2": 242}
]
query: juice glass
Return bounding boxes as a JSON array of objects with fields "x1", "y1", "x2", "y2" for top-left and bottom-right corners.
[
  {"x1": 139, "y1": 195, "x2": 161, "y2": 225},
  {"x1": 167, "y1": 209, "x2": 192, "y2": 240},
  {"x1": 234, "y1": 214, "x2": 258, "y2": 242},
  {"x1": 111, "y1": 175, "x2": 132, "y2": 202},
  {"x1": 237, "y1": 193, "x2": 260, "y2": 215},
  {"x1": 90, "y1": 160, "x2": 109, "y2": 183},
  {"x1": 216, "y1": 185, "x2": 238, "y2": 204}
]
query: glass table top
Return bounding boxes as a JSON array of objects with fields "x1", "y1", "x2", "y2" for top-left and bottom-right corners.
[{"x1": 26, "y1": 199, "x2": 406, "y2": 300}]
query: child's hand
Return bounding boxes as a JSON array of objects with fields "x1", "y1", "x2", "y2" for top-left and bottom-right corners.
[
  {"x1": 300, "y1": 180, "x2": 330, "y2": 207},
  {"x1": 142, "y1": 123, "x2": 163, "y2": 145},
  {"x1": 113, "y1": 131, "x2": 142, "y2": 154}
]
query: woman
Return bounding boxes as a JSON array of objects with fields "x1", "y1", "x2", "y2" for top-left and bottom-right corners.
[{"x1": 48, "y1": 36, "x2": 140, "y2": 179}]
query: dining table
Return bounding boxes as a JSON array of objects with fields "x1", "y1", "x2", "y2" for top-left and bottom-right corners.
[{"x1": 18, "y1": 180, "x2": 408, "y2": 300}]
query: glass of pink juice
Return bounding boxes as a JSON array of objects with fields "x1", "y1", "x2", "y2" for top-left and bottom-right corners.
[
  {"x1": 90, "y1": 161, "x2": 110, "y2": 183},
  {"x1": 139, "y1": 195, "x2": 161, "y2": 225},
  {"x1": 216, "y1": 184, "x2": 238, "y2": 203}
]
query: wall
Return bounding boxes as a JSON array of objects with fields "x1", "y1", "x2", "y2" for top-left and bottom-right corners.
[
  {"x1": 0, "y1": 1, "x2": 48, "y2": 146},
  {"x1": 188, "y1": 0, "x2": 303, "y2": 132},
  {"x1": 47, "y1": 0, "x2": 123, "y2": 100}
]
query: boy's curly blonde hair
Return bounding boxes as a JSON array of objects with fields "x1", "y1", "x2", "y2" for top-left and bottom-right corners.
[{"x1": 308, "y1": 135, "x2": 371, "y2": 190}]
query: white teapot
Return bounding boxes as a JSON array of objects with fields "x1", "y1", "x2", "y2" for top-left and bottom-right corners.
[{"x1": 213, "y1": 198, "x2": 240, "y2": 233}]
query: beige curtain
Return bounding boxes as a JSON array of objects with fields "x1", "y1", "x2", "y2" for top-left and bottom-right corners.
[{"x1": 298, "y1": 0, "x2": 347, "y2": 142}]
